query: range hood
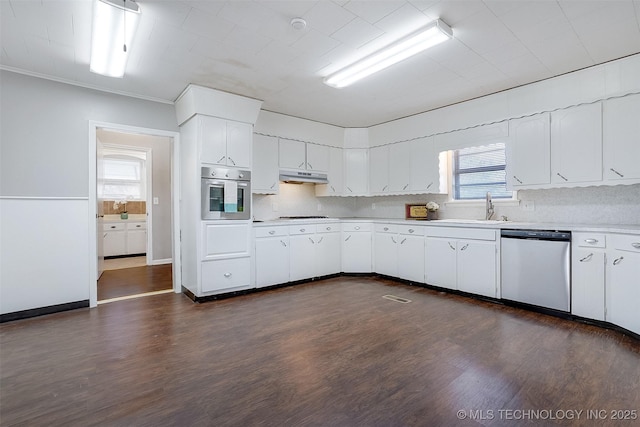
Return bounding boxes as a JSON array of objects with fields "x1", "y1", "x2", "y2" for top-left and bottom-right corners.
[{"x1": 279, "y1": 170, "x2": 329, "y2": 184}]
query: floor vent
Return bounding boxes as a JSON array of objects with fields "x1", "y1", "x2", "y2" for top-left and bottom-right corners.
[{"x1": 382, "y1": 294, "x2": 412, "y2": 304}]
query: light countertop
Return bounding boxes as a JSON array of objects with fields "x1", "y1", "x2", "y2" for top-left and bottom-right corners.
[{"x1": 103, "y1": 214, "x2": 147, "y2": 223}]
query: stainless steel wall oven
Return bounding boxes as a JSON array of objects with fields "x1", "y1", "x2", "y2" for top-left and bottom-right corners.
[{"x1": 201, "y1": 167, "x2": 251, "y2": 220}]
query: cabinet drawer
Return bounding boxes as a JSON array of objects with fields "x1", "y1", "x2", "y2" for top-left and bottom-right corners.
[
  {"x1": 425, "y1": 226, "x2": 496, "y2": 241},
  {"x1": 255, "y1": 226, "x2": 288, "y2": 238},
  {"x1": 201, "y1": 257, "x2": 251, "y2": 293},
  {"x1": 398, "y1": 225, "x2": 425, "y2": 236},
  {"x1": 375, "y1": 224, "x2": 399, "y2": 233},
  {"x1": 342, "y1": 222, "x2": 372, "y2": 232},
  {"x1": 609, "y1": 234, "x2": 640, "y2": 253},
  {"x1": 317, "y1": 223, "x2": 341, "y2": 233},
  {"x1": 103, "y1": 222, "x2": 125, "y2": 231},
  {"x1": 127, "y1": 222, "x2": 146, "y2": 231},
  {"x1": 289, "y1": 224, "x2": 316, "y2": 235},
  {"x1": 573, "y1": 232, "x2": 606, "y2": 248}
]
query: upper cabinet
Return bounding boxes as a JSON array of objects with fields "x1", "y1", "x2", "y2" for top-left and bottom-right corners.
[
  {"x1": 369, "y1": 145, "x2": 390, "y2": 194},
  {"x1": 603, "y1": 94, "x2": 640, "y2": 182},
  {"x1": 506, "y1": 113, "x2": 551, "y2": 188},
  {"x1": 551, "y1": 103, "x2": 602, "y2": 185},
  {"x1": 343, "y1": 149, "x2": 368, "y2": 196},
  {"x1": 279, "y1": 139, "x2": 329, "y2": 172},
  {"x1": 316, "y1": 147, "x2": 344, "y2": 197},
  {"x1": 200, "y1": 115, "x2": 252, "y2": 168},
  {"x1": 253, "y1": 134, "x2": 279, "y2": 194}
]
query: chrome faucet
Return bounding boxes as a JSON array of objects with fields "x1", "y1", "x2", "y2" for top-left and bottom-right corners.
[{"x1": 485, "y1": 192, "x2": 495, "y2": 220}]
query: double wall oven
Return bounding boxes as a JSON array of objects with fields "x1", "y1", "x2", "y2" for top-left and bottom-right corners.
[{"x1": 201, "y1": 167, "x2": 251, "y2": 220}]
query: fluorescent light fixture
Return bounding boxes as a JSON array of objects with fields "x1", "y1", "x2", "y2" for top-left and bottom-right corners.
[
  {"x1": 324, "y1": 19, "x2": 453, "y2": 88},
  {"x1": 90, "y1": 0, "x2": 140, "y2": 78}
]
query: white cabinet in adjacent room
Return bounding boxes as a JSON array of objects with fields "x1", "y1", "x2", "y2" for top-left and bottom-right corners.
[
  {"x1": 253, "y1": 134, "x2": 279, "y2": 194},
  {"x1": 126, "y1": 222, "x2": 147, "y2": 254},
  {"x1": 507, "y1": 113, "x2": 551, "y2": 188},
  {"x1": 341, "y1": 222, "x2": 372, "y2": 273},
  {"x1": 343, "y1": 149, "x2": 368, "y2": 195},
  {"x1": 606, "y1": 234, "x2": 640, "y2": 335},
  {"x1": 571, "y1": 232, "x2": 606, "y2": 321},
  {"x1": 103, "y1": 223, "x2": 126, "y2": 257},
  {"x1": 551, "y1": 103, "x2": 602, "y2": 184},
  {"x1": 200, "y1": 115, "x2": 252, "y2": 168},
  {"x1": 255, "y1": 226, "x2": 289, "y2": 288},
  {"x1": 603, "y1": 94, "x2": 640, "y2": 182}
]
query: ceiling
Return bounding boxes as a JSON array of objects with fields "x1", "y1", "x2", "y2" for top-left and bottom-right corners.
[{"x1": 2, "y1": 0, "x2": 640, "y2": 127}]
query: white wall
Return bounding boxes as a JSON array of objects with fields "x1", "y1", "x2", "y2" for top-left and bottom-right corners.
[
  {"x1": 255, "y1": 110, "x2": 344, "y2": 147},
  {"x1": 0, "y1": 70, "x2": 178, "y2": 314}
]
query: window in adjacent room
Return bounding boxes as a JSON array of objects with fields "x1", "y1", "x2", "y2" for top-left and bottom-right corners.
[
  {"x1": 451, "y1": 142, "x2": 512, "y2": 200},
  {"x1": 103, "y1": 155, "x2": 146, "y2": 200}
]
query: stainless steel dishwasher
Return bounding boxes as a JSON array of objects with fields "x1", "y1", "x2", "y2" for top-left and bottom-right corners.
[{"x1": 501, "y1": 229, "x2": 571, "y2": 312}]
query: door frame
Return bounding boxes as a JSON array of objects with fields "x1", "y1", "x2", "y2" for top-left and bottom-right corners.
[{"x1": 89, "y1": 121, "x2": 181, "y2": 307}]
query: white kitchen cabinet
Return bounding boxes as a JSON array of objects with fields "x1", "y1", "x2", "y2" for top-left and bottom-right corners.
[
  {"x1": 202, "y1": 222, "x2": 250, "y2": 259},
  {"x1": 410, "y1": 137, "x2": 441, "y2": 193},
  {"x1": 369, "y1": 145, "x2": 390, "y2": 194},
  {"x1": 606, "y1": 234, "x2": 640, "y2": 335},
  {"x1": 341, "y1": 223, "x2": 372, "y2": 273},
  {"x1": 253, "y1": 134, "x2": 279, "y2": 194},
  {"x1": 389, "y1": 142, "x2": 411, "y2": 192},
  {"x1": 571, "y1": 232, "x2": 606, "y2": 321},
  {"x1": 603, "y1": 94, "x2": 640, "y2": 182},
  {"x1": 507, "y1": 113, "x2": 551, "y2": 188},
  {"x1": 397, "y1": 226, "x2": 425, "y2": 283},
  {"x1": 551, "y1": 103, "x2": 602, "y2": 184},
  {"x1": 126, "y1": 222, "x2": 147, "y2": 254},
  {"x1": 255, "y1": 226, "x2": 289, "y2": 288},
  {"x1": 316, "y1": 146, "x2": 343, "y2": 196},
  {"x1": 289, "y1": 232, "x2": 316, "y2": 282},
  {"x1": 200, "y1": 115, "x2": 252, "y2": 168},
  {"x1": 374, "y1": 224, "x2": 398, "y2": 277},
  {"x1": 279, "y1": 140, "x2": 329, "y2": 172},
  {"x1": 425, "y1": 227, "x2": 498, "y2": 297},
  {"x1": 201, "y1": 257, "x2": 251, "y2": 293},
  {"x1": 288, "y1": 223, "x2": 341, "y2": 281},
  {"x1": 103, "y1": 222, "x2": 126, "y2": 257},
  {"x1": 316, "y1": 224, "x2": 341, "y2": 277},
  {"x1": 343, "y1": 149, "x2": 368, "y2": 195}
]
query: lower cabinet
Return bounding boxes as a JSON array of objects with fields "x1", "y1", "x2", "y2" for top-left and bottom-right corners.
[
  {"x1": 255, "y1": 226, "x2": 289, "y2": 288},
  {"x1": 288, "y1": 223, "x2": 341, "y2": 282},
  {"x1": 127, "y1": 222, "x2": 147, "y2": 254},
  {"x1": 397, "y1": 226, "x2": 425, "y2": 283},
  {"x1": 316, "y1": 224, "x2": 341, "y2": 277},
  {"x1": 342, "y1": 223, "x2": 372, "y2": 273},
  {"x1": 374, "y1": 224, "x2": 399, "y2": 277},
  {"x1": 201, "y1": 258, "x2": 251, "y2": 293},
  {"x1": 571, "y1": 233, "x2": 606, "y2": 321},
  {"x1": 606, "y1": 235, "x2": 640, "y2": 335},
  {"x1": 103, "y1": 221, "x2": 146, "y2": 256},
  {"x1": 425, "y1": 227, "x2": 498, "y2": 298}
]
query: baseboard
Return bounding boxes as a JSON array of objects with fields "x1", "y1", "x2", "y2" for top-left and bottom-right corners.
[
  {"x1": 150, "y1": 258, "x2": 172, "y2": 266},
  {"x1": 104, "y1": 253, "x2": 146, "y2": 260},
  {"x1": 1, "y1": 300, "x2": 89, "y2": 323}
]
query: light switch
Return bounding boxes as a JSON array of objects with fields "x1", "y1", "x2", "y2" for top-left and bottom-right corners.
[{"x1": 153, "y1": 197, "x2": 159, "y2": 205}]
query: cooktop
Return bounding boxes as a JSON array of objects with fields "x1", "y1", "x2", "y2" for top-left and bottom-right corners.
[{"x1": 279, "y1": 216, "x2": 328, "y2": 219}]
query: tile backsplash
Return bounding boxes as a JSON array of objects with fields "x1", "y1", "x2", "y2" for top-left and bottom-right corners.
[{"x1": 103, "y1": 200, "x2": 146, "y2": 215}]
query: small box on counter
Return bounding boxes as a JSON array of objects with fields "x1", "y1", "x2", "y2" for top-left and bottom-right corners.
[{"x1": 405, "y1": 204, "x2": 428, "y2": 220}]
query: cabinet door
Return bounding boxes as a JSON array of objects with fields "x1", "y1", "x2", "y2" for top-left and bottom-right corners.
[
  {"x1": 200, "y1": 116, "x2": 227, "y2": 165},
  {"x1": 572, "y1": 248, "x2": 605, "y2": 321},
  {"x1": 551, "y1": 103, "x2": 602, "y2": 184},
  {"x1": 202, "y1": 223, "x2": 250, "y2": 259},
  {"x1": 342, "y1": 232, "x2": 372, "y2": 273},
  {"x1": 603, "y1": 94, "x2": 640, "y2": 181},
  {"x1": 507, "y1": 113, "x2": 550, "y2": 187},
  {"x1": 289, "y1": 234, "x2": 316, "y2": 281},
  {"x1": 226, "y1": 121, "x2": 252, "y2": 168},
  {"x1": 397, "y1": 234, "x2": 425, "y2": 283},
  {"x1": 127, "y1": 229, "x2": 147, "y2": 255},
  {"x1": 316, "y1": 232, "x2": 341, "y2": 276},
  {"x1": 253, "y1": 134, "x2": 279, "y2": 194},
  {"x1": 255, "y1": 237, "x2": 289, "y2": 288},
  {"x1": 410, "y1": 137, "x2": 440, "y2": 193},
  {"x1": 201, "y1": 257, "x2": 251, "y2": 293},
  {"x1": 389, "y1": 142, "x2": 412, "y2": 192},
  {"x1": 374, "y1": 232, "x2": 398, "y2": 276},
  {"x1": 104, "y1": 230, "x2": 126, "y2": 256},
  {"x1": 343, "y1": 149, "x2": 368, "y2": 195},
  {"x1": 369, "y1": 145, "x2": 390, "y2": 194},
  {"x1": 316, "y1": 146, "x2": 343, "y2": 196},
  {"x1": 306, "y1": 144, "x2": 329, "y2": 172},
  {"x1": 607, "y1": 250, "x2": 640, "y2": 334},
  {"x1": 457, "y1": 240, "x2": 497, "y2": 298},
  {"x1": 279, "y1": 139, "x2": 306, "y2": 170},
  {"x1": 425, "y1": 238, "x2": 457, "y2": 289}
]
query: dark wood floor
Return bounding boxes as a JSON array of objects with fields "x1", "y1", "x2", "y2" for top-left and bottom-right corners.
[
  {"x1": 1, "y1": 276, "x2": 638, "y2": 426},
  {"x1": 98, "y1": 264, "x2": 172, "y2": 300}
]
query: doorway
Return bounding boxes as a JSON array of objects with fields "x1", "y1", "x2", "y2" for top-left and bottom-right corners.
[{"x1": 88, "y1": 122, "x2": 181, "y2": 307}]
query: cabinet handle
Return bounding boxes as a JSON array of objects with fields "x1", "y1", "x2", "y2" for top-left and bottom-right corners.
[
  {"x1": 579, "y1": 253, "x2": 593, "y2": 262},
  {"x1": 298, "y1": 162, "x2": 305, "y2": 168},
  {"x1": 448, "y1": 242, "x2": 455, "y2": 250},
  {"x1": 103, "y1": 233, "x2": 107, "y2": 238},
  {"x1": 408, "y1": 229, "x2": 414, "y2": 233},
  {"x1": 347, "y1": 186, "x2": 353, "y2": 192},
  {"x1": 426, "y1": 182, "x2": 433, "y2": 189},
  {"x1": 224, "y1": 272, "x2": 232, "y2": 278},
  {"x1": 110, "y1": 225, "x2": 116, "y2": 229},
  {"x1": 217, "y1": 156, "x2": 226, "y2": 163},
  {"x1": 307, "y1": 162, "x2": 313, "y2": 169},
  {"x1": 269, "y1": 230, "x2": 275, "y2": 235},
  {"x1": 355, "y1": 226, "x2": 360, "y2": 230},
  {"x1": 610, "y1": 168, "x2": 624, "y2": 178},
  {"x1": 280, "y1": 240, "x2": 287, "y2": 247},
  {"x1": 331, "y1": 185, "x2": 336, "y2": 192},
  {"x1": 460, "y1": 244, "x2": 469, "y2": 251},
  {"x1": 631, "y1": 243, "x2": 640, "y2": 249},
  {"x1": 391, "y1": 236, "x2": 397, "y2": 244},
  {"x1": 584, "y1": 239, "x2": 598, "y2": 244},
  {"x1": 613, "y1": 256, "x2": 624, "y2": 266},
  {"x1": 300, "y1": 228, "x2": 305, "y2": 232},
  {"x1": 513, "y1": 175, "x2": 523, "y2": 184},
  {"x1": 382, "y1": 185, "x2": 388, "y2": 191},
  {"x1": 400, "y1": 238, "x2": 407, "y2": 244},
  {"x1": 556, "y1": 172, "x2": 568, "y2": 181},
  {"x1": 270, "y1": 182, "x2": 276, "y2": 189},
  {"x1": 344, "y1": 235, "x2": 351, "y2": 242},
  {"x1": 228, "y1": 157, "x2": 236, "y2": 166},
  {"x1": 403, "y1": 184, "x2": 409, "y2": 190},
  {"x1": 326, "y1": 227, "x2": 331, "y2": 231},
  {"x1": 383, "y1": 227, "x2": 389, "y2": 231},
  {"x1": 136, "y1": 225, "x2": 141, "y2": 228},
  {"x1": 309, "y1": 237, "x2": 315, "y2": 244},
  {"x1": 318, "y1": 237, "x2": 324, "y2": 244}
]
